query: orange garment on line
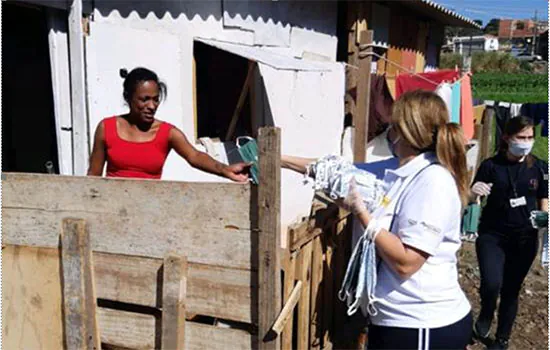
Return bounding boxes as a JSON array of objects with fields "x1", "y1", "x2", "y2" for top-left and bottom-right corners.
[{"x1": 460, "y1": 74, "x2": 474, "y2": 140}]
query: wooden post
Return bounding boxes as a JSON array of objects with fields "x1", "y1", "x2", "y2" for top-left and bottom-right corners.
[
  {"x1": 61, "y1": 218, "x2": 100, "y2": 350},
  {"x1": 257, "y1": 127, "x2": 282, "y2": 350},
  {"x1": 161, "y1": 254, "x2": 188, "y2": 350},
  {"x1": 68, "y1": 0, "x2": 89, "y2": 175},
  {"x1": 353, "y1": 30, "x2": 374, "y2": 163},
  {"x1": 480, "y1": 108, "x2": 495, "y2": 161}
]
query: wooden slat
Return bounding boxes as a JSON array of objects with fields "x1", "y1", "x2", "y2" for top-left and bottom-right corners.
[
  {"x1": 322, "y1": 233, "x2": 335, "y2": 350},
  {"x1": 2, "y1": 245, "x2": 64, "y2": 350},
  {"x1": 225, "y1": 61, "x2": 256, "y2": 141},
  {"x1": 282, "y1": 253, "x2": 297, "y2": 350},
  {"x1": 310, "y1": 236, "x2": 324, "y2": 350},
  {"x1": 296, "y1": 242, "x2": 313, "y2": 350},
  {"x1": 97, "y1": 308, "x2": 252, "y2": 350},
  {"x1": 93, "y1": 252, "x2": 253, "y2": 323},
  {"x1": 332, "y1": 210, "x2": 349, "y2": 344},
  {"x1": 162, "y1": 255, "x2": 188, "y2": 350},
  {"x1": 257, "y1": 127, "x2": 282, "y2": 350},
  {"x1": 272, "y1": 280, "x2": 302, "y2": 335},
  {"x1": 61, "y1": 218, "x2": 100, "y2": 350},
  {"x1": 68, "y1": 0, "x2": 89, "y2": 175},
  {"x1": 2, "y1": 173, "x2": 254, "y2": 269},
  {"x1": 354, "y1": 30, "x2": 373, "y2": 163}
]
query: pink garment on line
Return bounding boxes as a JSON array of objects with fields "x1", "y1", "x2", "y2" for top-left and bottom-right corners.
[{"x1": 460, "y1": 74, "x2": 474, "y2": 140}]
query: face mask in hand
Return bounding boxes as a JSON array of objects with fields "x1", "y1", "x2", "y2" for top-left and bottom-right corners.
[{"x1": 508, "y1": 140, "x2": 534, "y2": 157}]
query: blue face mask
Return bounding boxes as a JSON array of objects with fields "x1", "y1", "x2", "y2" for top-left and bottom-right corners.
[{"x1": 508, "y1": 140, "x2": 534, "y2": 157}]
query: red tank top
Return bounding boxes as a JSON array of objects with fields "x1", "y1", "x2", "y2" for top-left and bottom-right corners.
[{"x1": 104, "y1": 116, "x2": 174, "y2": 179}]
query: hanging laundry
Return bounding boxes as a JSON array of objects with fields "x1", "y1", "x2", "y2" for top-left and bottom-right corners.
[
  {"x1": 435, "y1": 83, "x2": 452, "y2": 121},
  {"x1": 395, "y1": 69, "x2": 460, "y2": 99},
  {"x1": 369, "y1": 74, "x2": 394, "y2": 142},
  {"x1": 451, "y1": 81, "x2": 461, "y2": 124},
  {"x1": 460, "y1": 74, "x2": 474, "y2": 139},
  {"x1": 520, "y1": 103, "x2": 549, "y2": 137},
  {"x1": 473, "y1": 105, "x2": 485, "y2": 125},
  {"x1": 510, "y1": 103, "x2": 523, "y2": 118}
]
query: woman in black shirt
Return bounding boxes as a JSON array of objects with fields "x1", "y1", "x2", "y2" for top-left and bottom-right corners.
[{"x1": 470, "y1": 116, "x2": 548, "y2": 349}]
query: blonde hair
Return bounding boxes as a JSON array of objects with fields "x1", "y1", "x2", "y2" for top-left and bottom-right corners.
[{"x1": 392, "y1": 90, "x2": 469, "y2": 207}]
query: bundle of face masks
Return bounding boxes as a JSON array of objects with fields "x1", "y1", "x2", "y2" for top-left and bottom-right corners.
[
  {"x1": 304, "y1": 155, "x2": 386, "y2": 317},
  {"x1": 304, "y1": 155, "x2": 386, "y2": 212}
]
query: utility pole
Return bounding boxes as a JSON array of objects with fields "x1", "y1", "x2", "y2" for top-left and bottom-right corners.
[{"x1": 532, "y1": 10, "x2": 538, "y2": 55}]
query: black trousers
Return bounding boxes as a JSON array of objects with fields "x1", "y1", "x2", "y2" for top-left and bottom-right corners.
[
  {"x1": 475, "y1": 229, "x2": 539, "y2": 340},
  {"x1": 367, "y1": 312, "x2": 473, "y2": 350}
]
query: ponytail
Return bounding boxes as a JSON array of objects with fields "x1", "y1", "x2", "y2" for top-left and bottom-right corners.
[{"x1": 436, "y1": 123, "x2": 469, "y2": 208}]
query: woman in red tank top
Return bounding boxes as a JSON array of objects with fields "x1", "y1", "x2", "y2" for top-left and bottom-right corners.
[{"x1": 87, "y1": 67, "x2": 250, "y2": 182}]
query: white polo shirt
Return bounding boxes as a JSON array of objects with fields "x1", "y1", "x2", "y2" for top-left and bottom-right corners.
[{"x1": 368, "y1": 152, "x2": 471, "y2": 328}]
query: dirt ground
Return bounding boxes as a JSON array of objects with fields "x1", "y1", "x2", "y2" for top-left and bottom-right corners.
[{"x1": 458, "y1": 239, "x2": 548, "y2": 350}]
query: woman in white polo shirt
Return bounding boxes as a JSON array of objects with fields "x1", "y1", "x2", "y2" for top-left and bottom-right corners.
[
  {"x1": 282, "y1": 90, "x2": 472, "y2": 349},
  {"x1": 343, "y1": 90, "x2": 472, "y2": 349}
]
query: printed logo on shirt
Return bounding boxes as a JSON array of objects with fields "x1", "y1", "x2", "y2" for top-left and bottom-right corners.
[
  {"x1": 421, "y1": 221, "x2": 442, "y2": 235},
  {"x1": 529, "y1": 178, "x2": 539, "y2": 191}
]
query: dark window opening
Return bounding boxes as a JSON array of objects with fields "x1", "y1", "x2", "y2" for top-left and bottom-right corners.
[
  {"x1": 194, "y1": 41, "x2": 254, "y2": 142},
  {"x1": 2, "y1": 3, "x2": 59, "y2": 173}
]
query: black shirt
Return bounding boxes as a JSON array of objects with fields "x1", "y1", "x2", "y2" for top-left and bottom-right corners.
[{"x1": 474, "y1": 153, "x2": 548, "y2": 233}]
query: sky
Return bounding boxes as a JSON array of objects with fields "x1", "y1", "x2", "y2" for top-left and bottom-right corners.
[{"x1": 437, "y1": 0, "x2": 549, "y2": 27}]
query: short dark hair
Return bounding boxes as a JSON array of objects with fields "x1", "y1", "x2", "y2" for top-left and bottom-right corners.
[{"x1": 119, "y1": 67, "x2": 167, "y2": 103}]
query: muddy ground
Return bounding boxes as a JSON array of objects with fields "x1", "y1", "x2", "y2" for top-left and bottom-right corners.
[{"x1": 459, "y1": 239, "x2": 548, "y2": 350}]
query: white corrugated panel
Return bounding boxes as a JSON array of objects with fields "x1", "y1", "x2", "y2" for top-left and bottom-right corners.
[{"x1": 195, "y1": 38, "x2": 335, "y2": 71}]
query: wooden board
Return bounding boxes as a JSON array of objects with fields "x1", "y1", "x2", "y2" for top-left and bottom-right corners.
[
  {"x1": 257, "y1": 127, "x2": 281, "y2": 350},
  {"x1": 309, "y1": 236, "x2": 324, "y2": 350},
  {"x1": 282, "y1": 253, "x2": 297, "y2": 350},
  {"x1": 61, "y1": 218, "x2": 100, "y2": 350},
  {"x1": 2, "y1": 245, "x2": 64, "y2": 350},
  {"x1": 98, "y1": 308, "x2": 252, "y2": 350},
  {"x1": 2, "y1": 173, "x2": 255, "y2": 269},
  {"x1": 93, "y1": 252, "x2": 254, "y2": 323},
  {"x1": 161, "y1": 255, "x2": 187, "y2": 350},
  {"x1": 296, "y1": 242, "x2": 313, "y2": 350}
]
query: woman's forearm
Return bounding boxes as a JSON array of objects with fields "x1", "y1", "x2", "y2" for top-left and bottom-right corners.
[
  {"x1": 356, "y1": 212, "x2": 427, "y2": 279},
  {"x1": 281, "y1": 155, "x2": 317, "y2": 174},
  {"x1": 189, "y1": 151, "x2": 227, "y2": 176}
]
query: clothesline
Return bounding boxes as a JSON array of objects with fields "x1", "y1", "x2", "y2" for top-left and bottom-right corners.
[{"x1": 343, "y1": 52, "x2": 480, "y2": 95}]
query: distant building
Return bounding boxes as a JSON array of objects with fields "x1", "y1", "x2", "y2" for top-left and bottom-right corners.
[
  {"x1": 449, "y1": 35, "x2": 499, "y2": 54},
  {"x1": 499, "y1": 19, "x2": 538, "y2": 39}
]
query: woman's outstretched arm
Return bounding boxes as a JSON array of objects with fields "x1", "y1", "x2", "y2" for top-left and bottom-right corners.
[{"x1": 281, "y1": 155, "x2": 317, "y2": 174}]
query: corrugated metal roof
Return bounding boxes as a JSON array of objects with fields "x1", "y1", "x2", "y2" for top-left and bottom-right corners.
[
  {"x1": 397, "y1": 0, "x2": 482, "y2": 29},
  {"x1": 195, "y1": 38, "x2": 337, "y2": 72},
  {"x1": 419, "y1": 0, "x2": 481, "y2": 28}
]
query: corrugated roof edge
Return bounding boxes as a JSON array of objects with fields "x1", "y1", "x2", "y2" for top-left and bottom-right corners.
[{"x1": 420, "y1": 0, "x2": 482, "y2": 29}]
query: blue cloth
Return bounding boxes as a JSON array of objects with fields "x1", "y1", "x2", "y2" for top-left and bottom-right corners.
[
  {"x1": 451, "y1": 82, "x2": 461, "y2": 124},
  {"x1": 354, "y1": 157, "x2": 400, "y2": 180},
  {"x1": 520, "y1": 103, "x2": 548, "y2": 137}
]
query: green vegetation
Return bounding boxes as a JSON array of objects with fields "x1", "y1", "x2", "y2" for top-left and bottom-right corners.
[{"x1": 471, "y1": 73, "x2": 548, "y2": 103}]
